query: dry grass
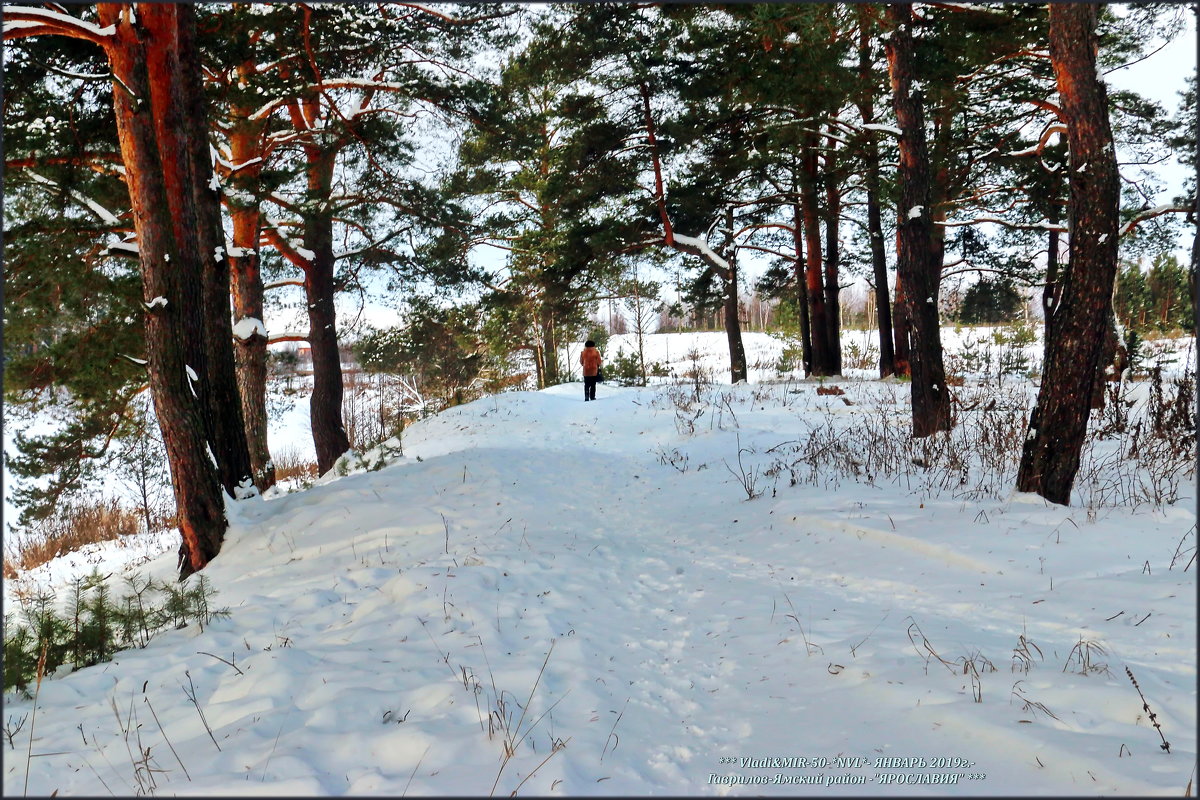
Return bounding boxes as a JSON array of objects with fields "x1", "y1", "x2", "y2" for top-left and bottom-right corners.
[
  {"x1": 4, "y1": 499, "x2": 144, "y2": 576},
  {"x1": 272, "y1": 447, "x2": 319, "y2": 484}
]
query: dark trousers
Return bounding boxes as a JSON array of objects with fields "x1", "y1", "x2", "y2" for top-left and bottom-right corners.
[{"x1": 584, "y1": 375, "x2": 598, "y2": 400}]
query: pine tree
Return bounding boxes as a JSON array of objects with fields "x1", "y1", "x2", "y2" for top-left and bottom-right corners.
[
  {"x1": 3, "y1": 27, "x2": 147, "y2": 525},
  {"x1": 884, "y1": 2, "x2": 952, "y2": 437},
  {"x1": 209, "y1": 3, "x2": 510, "y2": 473},
  {"x1": 450, "y1": 20, "x2": 640, "y2": 387},
  {"x1": 1016, "y1": 3, "x2": 1122, "y2": 505}
]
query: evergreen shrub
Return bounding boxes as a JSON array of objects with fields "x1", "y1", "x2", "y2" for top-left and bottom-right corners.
[{"x1": 3, "y1": 571, "x2": 228, "y2": 695}]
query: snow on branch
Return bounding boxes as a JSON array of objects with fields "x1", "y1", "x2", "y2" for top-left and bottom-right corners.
[
  {"x1": 936, "y1": 216, "x2": 1067, "y2": 233},
  {"x1": 1119, "y1": 204, "x2": 1190, "y2": 237},
  {"x1": 390, "y1": 3, "x2": 516, "y2": 24},
  {"x1": 1025, "y1": 97, "x2": 1066, "y2": 122},
  {"x1": 24, "y1": 169, "x2": 122, "y2": 226},
  {"x1": 102, "y1": 238, "x2": 139, "y2": 257},
  {"x1": 261, "y1": 220, "x2": 313, "y2": 270},
  {"x1": 2, "y1": 6, "x2": 115, "y2": 44},
  {"x1": 1004, "y1": 124, "x2": 1067, "y2": 158},
  {"x1": 670, "y1": 233, "x2": 730, "y2": 272},
  {"x1": 862, "y1": 123, "x2": 903, "y2": 137},
  {"x1": 267, "y1": 333, "x2": 309, "y2": 345}
]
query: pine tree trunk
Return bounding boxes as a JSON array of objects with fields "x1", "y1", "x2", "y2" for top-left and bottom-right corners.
[
  {"x1": 1016, "y1": 3, "x2": 1121, "y2": 504},
  {"x1": 1091, "y1": 307, "x2": 1121, "y2": 410},
  {"x1": 823, "y1": 162, "x2": 843, "y2": 375},
  {"x1": 177, "y1": 4, "x2": 253, "y2": 497},
  {"x1": 855, "y1": 6, "x2": 897, "y2": 378},
  {"x1": 791, "y1": 201, "x2": 814, "y2": 374},
  {"x1": 541, "y1": 309, "x2": 560, "y2": 386},
  {"x1": 799, "y1": 143, "x2": 832, "y2": 376},
  {"x1": 303, "y1": 152, "x2": 351, "y2": 474},
  {"x1": 723, "y1": 208, "x2": 748, "y2": 384},
  {"x1": 225, "y1": 60, "x2": 275, "y2": 491},
  {"x1": 100, "y1": 4, "x2": 227, "y2": 579},
  {"x1": 1042, "y1": 226, "x2": 1060, "y2": 365},
  {"x1": 885, "y1": 2, "x2": 951, "y2": 437},
  {"x1": 866, "y1": 173, "x2": 896, "y2": 378},
  {"x1": 229, "y1": 223, "x2": 273, "y2": 490},
  {"x1": 892, "y1": 272, "x2": 912, "y2": 376}
]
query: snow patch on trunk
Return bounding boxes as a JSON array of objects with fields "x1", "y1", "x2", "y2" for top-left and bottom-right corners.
[{"x1": 233, "y1": 318, "x2": 269, "y2": 341}]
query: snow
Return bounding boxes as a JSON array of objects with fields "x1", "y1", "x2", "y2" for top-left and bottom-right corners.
[
  {"x1": 1120, "y1": 205, "x2": 1184, "y2": 237},
  {"x1": 104, "y1": 239, "x2": 139, "y2": 256},
  {"x1": 3, "y1": 331, "x2": 1195, "y2": 796},
  {"x1": 145, "y1": 296, "x2": 168, "y2": 309},
  {"x1": 671, "y1": 233, "x2": 729, "y2": 270},
  {"x1": 295, "y1": 247, "x2": 317, "y2": 261},
  {"x1": 232, "y1": 317, "x2": 269, "y2": 341},
  {"x1": 861, "y1": 123, "x2": 903, "y2": 137},
  {"x1": 25, "y1": 170, "x2": 121, "y2": 226},
  {"x1": 908, "y1": 205, "x2": 924, "y2": 219},
  {"x1": 0, "y1": 7, "x2": 116, "y2": 38}
]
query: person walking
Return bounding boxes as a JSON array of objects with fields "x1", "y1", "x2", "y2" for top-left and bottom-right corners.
[{"x1": 580, "y1": 340, "x2": 603, "y2": 401}]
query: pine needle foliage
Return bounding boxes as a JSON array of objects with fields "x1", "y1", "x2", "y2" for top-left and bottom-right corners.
[{"x1": 3, "y1": 571, "x2": 228, "y2": 695}]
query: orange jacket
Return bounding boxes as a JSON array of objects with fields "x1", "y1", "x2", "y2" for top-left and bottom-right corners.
[{"x1": 580, "y1": 346, "x2": 602, "y2": 377}]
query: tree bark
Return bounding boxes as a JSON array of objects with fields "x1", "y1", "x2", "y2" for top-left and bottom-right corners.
[
  {"x1": 98, "y1": 4, "x2": 227, "y2": 578},
  {"x1": 1016, "y1": 3, "x2": 1121, "y2": 504},
  {"x1": 723, "y1": 207, "x2": 749, "y2": 384},
  {"x1": 855, "y1": 6, "x2": 897, "y2": 378},
  {"x1": 226, "y1": 100, "x2": 275, "y2": 491},
  {"x1": 799, "y1": 140, "x2": 832, "y2": 376},
  {"x1": 300, "y1": 140, "x2": 350, "y2": 472},
  {"x1": 302, "y1": 148, "x2": 352, "y2": 474},
  {"x1": 892, "y1": 270, "x2": 913, "y2": 376},
  {"x1": 885, "y1": 3, "x2": 951, "y2": 437},
  {"x1": 791, "y1": 201, "x2": 814, "y2": 374},
  {"x1": 177, "y1": 4, "x2": 253, "y2": 497},
  {"x1": 822, "y1": 148, "x2": 843, "y2": 375}
]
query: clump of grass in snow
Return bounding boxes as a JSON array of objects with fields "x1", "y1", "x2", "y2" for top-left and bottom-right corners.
[
  {"x1": 1011, "y1": 633, "x2": 1044, "y2": 674},
  {"x1": 1010, "y1": 680, "x2": 1059, "y2": 722},
  {"x1": 1061, "y1": 637, "x2": 1110, "y2": 677},
  {"x1": 905, "y1": 618, "x2": 994, "y2": 702}
]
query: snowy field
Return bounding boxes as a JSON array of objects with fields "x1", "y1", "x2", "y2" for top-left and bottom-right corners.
[{"x1": 2, "y1": 330, "x2": 1196, "y2": 796}]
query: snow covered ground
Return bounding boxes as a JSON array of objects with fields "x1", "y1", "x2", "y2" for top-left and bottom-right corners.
[{"x1": 3, "y1": 330, "x2": 1196, "y2": 796}]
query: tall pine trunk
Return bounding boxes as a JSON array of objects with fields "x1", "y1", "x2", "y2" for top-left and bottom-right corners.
[
  {"x1": 822, "y1": 154, "x2": 843, "y2": 376},
  {"x1": 100, "y1": 4, "x2": 227, "y2": 578},
  {"x1": 1016, "y1": 3, "x2": 1121, "y2": 504},
  {"x1": 866, "y1": 169, "x2": 896, "y2": 378},
  {"x1": 723, "y1": 207, "x2": 749, "y2": 384},
  {"x1": 177, "y1": 4, "x2": 253, "y2": 497},
  {"x1": 885, "y1": 3, "x2": 951, "y2": 437},
  {"x1": 227, "y1": 105, "x2": 275, "y2": 491},
  {"x1": 855, "y1": 6, "x2": 897, "y2": 378},
  {"x1": 791, "y1": 201, "x2": 814, "y2": 374},
  {"x1": 799, "y1": 142, "x2": 832, "y2": 376},
  {"x1": 303, "y1": 151, "x2": 351, "y2": 473}
]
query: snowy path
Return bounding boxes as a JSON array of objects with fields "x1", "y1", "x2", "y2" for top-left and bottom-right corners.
[{"x1": 4, "y1": 381, "x2": 1194, "y2": 796}]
